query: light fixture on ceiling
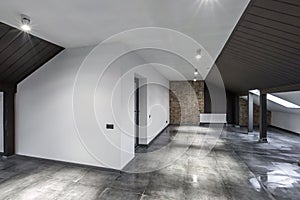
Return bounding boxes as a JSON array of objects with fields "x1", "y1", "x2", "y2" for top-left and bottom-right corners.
[
  {"x1": 196, "y1": 49, "x2": 202, "y2": 59},
  {"x1": 21, "y1": 14, "x2": 31, "y2": 32},
  {"x1": 250, "y1": 89, "x2": 300, "y2": 109},
  {"x1": 193, "y1": 77, "x2": 197, "y2": 82},
  {"x1": 194, "y1": 69, "x2": 199, "y2": 76}
]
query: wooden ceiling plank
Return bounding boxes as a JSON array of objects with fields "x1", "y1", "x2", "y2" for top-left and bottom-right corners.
[
  {"x1": 4, "y1": 44, "x2": 56, "y2": 82},
  {"x1": 223, "y1": 50, "x2": 298, "y2": 80},
  {"x1": 249, "y1": 6, "x2": 300, "y2": 28},
  {"x1": 234, "y1": 31, "x2": 300, "y2": 52},
  {"x1": 239, "y1": 24, "x2": 300, "y2": 45},
  {"x1": 237, "y1": 26, "x2": 300, "y2": 47},
  {"x1": 228, "y1": 44, "x2": 300, "y2": 66},
  {"x1": 0, "y1": 33, "x2": 32, "y2": 65},
  {"x1": 15, "y1": 47, "x2": 62, "y2": 83},
  {"x1": 233, "y1": 35, "x2": 300, "y2": 57},
  {"x1": 254, "y1": 0, "x2": 300, "y2": 18},
  {"x1": 0, "y1": 41, "x2": 48, "y2": 79},
  {"x1": 0, "y1": 38, "x2": 40, "y2": 75},
  {"x1": 229, "y1": 43, "x2": 300, "y2": 66},
  {"x1": 274, "y1": 0, "x2": 300, "y2": 7},
  {"x1": 223, "y1": 50, "x2": 300, "y2": 83},
  {"x1": 231, "y1": 39, "x2": 300, "y2": 61}
]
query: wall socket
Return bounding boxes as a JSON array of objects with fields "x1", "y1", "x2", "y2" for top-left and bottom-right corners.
[{"x1": 106, "y1": 124, "x2": 114, "y2": 129}]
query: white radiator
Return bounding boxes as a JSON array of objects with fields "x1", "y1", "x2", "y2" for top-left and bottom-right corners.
[{"x1": 200, "y1": 114, "x2": 227, "y2": 123}]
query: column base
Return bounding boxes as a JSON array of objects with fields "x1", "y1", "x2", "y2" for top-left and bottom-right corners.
[{"x1": 258, "y1": 138, "x2": 268, "y2": 143}]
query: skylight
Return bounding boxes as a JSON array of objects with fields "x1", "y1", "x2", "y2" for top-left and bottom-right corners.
[{"x1": 249, "y1": 90, "x2": 300, "y2": 109}]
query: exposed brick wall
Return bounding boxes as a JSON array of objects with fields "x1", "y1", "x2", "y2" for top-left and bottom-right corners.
[
  {"x1": 239, "y1": 98, "x2": 271, "y2": 126},
  {"x1": 169, "y1": 81, "x2": 204, "y2": 125}
]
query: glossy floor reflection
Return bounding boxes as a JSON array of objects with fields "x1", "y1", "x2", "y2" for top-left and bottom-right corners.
[{"x1": 0, "y1": 125, "x2": 299, "y2": 199}]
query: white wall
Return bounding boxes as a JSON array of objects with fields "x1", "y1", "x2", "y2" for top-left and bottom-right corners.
[
  {"x1": 0, "y1": 92, "x2": 3, "y2": 152},
  {"x1": 16, "y1": 45, "x2": 169, "y2": 169},
  {"x1": 271, "y1": 111, "x2": 300, "y2": 134}
]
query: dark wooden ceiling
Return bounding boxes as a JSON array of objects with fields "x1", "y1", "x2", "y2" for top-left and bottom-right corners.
[
  {"x1": 0, "y1": 22, "x2": 63, "y2": 87},
  {"x1": 215, "y1": 0, "x2": 300, "y2": 94}
]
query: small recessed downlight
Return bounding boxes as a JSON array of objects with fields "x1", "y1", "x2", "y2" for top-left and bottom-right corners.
[{"x1": 21, "y1": 14, "x2": 31, "y2": 32}]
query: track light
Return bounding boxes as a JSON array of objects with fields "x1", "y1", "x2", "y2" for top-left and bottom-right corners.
[
  {"x1": 21, "y1": 14, "x2": 31, "y2": 32},
  {"x1": 194, "y1": 69, "x2": 199, "y2": 76},
  {"x1": 196, "y1": 49, "x2": 202, "y2": 59}
]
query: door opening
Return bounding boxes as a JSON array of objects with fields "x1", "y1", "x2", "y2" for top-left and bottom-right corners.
[{"x1": 134, "y1": 78, "x2": 140, "y2": 148}]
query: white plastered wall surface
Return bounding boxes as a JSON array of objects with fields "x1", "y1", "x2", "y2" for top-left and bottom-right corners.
[{"x1": 16, "y1": 45, "x2": 169, "y2": 169}]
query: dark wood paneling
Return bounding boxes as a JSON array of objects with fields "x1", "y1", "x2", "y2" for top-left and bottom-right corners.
[
  {"x1": 0, "y1": 22, "x2": 64, "y2": 85},
  {"x1": 0, "y1": 22, "x2": 64, "y2": 156},
  {"x1": 215, "y1": 0, "x2": 300, "y2": 93},
  {"x1": 3, "y1": 91, "x2": 15, "y2": 156}
]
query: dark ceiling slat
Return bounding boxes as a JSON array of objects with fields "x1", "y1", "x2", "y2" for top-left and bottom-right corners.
[
  {"x1": 0, "y1": 24, "x2": 11, "y2": 39},
  {"x1": 249, "y1": 6, "x2": 300, "y2": 27},
  {"x1": 227, "y1": 45, "x2": 300, "y2": 69},
  {"x1": 231, "y1": 39, "x2": 300, "y2": 61},
  {"x1": 274, "y1": 0, "x2": 300, "y2": 7},
  {"x1": 15, "y1": 47, "x2": 62, "y2": 83},
  {"x1": 219, "y1": 59, "x2": 273, "y2": 91},
  {"x1": 0, "y1": 30, "x2": 23, "y2": 53},
  {"x1": 0, "y1": 41, "x2": 48, "y2": 79},
  {"x1": 223, "y1": 49, "x2": 300, "y2": 81},
  {"x1": 238, "y1": 24, "x2": 300, "y2": 44},
  {"x1": 222, "y1": 50, "x2": 298, "y2": 81},
  {"x1": 4, "y1": 44, "x2": 56, "y2": 82},
  {"x1": 233, "y1": 36, "x2": 300, "y2": 57},
  {"x1": 234, "y1": 31, "x2": 300, "y2": 52},
  {"x1": 0, "y1": 37, "x2": 39, "y2": 75},
  {"x1": 244, "y1": 14, "x2": 300, "y2": 36},
  {"x1": 237, "y1": 27, "x2": 300, "y2": 48},
  {"x1": 222, "y1": 51, "x2": 300, "y2": 85},
  {"x1": 220, "y1": 56, "x2": 281, "y2": 82},
  {"x1": 0, "y1": 22, "x2": 64, "y2": 85},
  {"x1": 0, "y1": 34, "x2": 32, "y2": 68},
  {"x1": 254, "y1": 0, "x2": 300, "y2": 18},
  {"x1": 228, "y1": 43, "x2": 300, "y2": 66}
]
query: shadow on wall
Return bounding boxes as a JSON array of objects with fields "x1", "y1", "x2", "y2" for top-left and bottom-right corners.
[{"x1": 239, "y1": 98, "x2": 271, "y2": 126}]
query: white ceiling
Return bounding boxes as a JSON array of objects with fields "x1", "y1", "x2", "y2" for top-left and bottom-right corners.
[{"x1": 0, "y1": 0, "x2": 250, "y2": 80}]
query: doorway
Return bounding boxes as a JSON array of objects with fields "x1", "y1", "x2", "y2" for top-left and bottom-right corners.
[{"x1": 134, "y1": 78, "x2": 140, "y2": 148}]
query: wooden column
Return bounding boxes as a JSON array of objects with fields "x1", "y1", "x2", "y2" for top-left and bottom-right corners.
[
  {"x1": 3, "y1": 91, "x2": 15, "y2": 156},
  {"x1": 234, "y1": 95, "x2": 240, "y2": 126},
  {"x1": 259, "y1": 92, "x2": 268, "y2": 142},
  {"x1": 0, "y1": 84, "x2": 16, "y2": 157}
]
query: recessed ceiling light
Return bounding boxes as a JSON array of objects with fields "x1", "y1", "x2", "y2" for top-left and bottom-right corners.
[
  {"x1": 196, "y1": 49, "x2": 202, "y2": 59},
  {"x1": 21, "y1": 14, "x2": 31, "y2": 32},
  {"x1": 250, "y1": 89, "x2": 300, "y2": 109},
  {"x1": 194, "y1": 69, "x2": 199, "y2": 76}
]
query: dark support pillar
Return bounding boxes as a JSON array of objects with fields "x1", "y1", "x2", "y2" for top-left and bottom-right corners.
[
  {"x1": 3, "y1": 91, "x2": 15, "y2": 156},
  {"x1": 259, "y1": 92, "x2": 268, "y2": 143},
  {"x1": 248, "y1": 93, "x2": 253, "y2": 132},
  {"x1": 234, "y1": 96, "x2": 240, "y2": 126}
]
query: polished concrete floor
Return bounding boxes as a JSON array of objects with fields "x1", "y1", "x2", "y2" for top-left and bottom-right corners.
[{"x1": 0, "y1": 125, "x2": 299, "y2": 199}]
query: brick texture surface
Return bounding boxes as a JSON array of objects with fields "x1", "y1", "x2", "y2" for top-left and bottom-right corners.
[
  {"x1": 169, "y1": 81, "x2": 204, "y2": 125},
  {"x1": 239, "y1": 98, "x2": 271, "y2": 126}
]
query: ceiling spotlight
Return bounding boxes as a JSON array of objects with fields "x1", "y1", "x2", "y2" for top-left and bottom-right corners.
[
  {"x1": 196, "y1": 49, "x2": 202, "y2": 59},
  {"x1": 21, "y1": 14, "x2": 31, "y2": 32},
  {"x1": 193, "y1": 78, "x2": 197, "y2": 82},
  {"x1": 194, "y1": 69, "x2": 199, "y2": 76}
]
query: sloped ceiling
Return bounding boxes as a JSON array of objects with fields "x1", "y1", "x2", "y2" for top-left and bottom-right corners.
[
  {"x1": 216, "y1": 0, "x2": 300, "y2": 94},
  {"x1": 0, "y1": 0, "x2": 250, "y2": 81},
  {"x1": 0, "y1": 22, "x2": 63, "y2": 86}
]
